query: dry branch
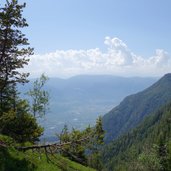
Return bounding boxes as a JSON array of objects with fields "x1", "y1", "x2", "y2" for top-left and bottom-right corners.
[{"x1": 16, "y1": 136, "x2": 90, "y2": 152}]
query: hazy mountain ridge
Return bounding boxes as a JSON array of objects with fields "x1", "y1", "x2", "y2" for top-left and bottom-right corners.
[{"x1": 103, "y1": 73, "x2": 171, "y2": 142}]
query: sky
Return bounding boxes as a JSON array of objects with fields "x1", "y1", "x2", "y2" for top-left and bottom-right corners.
[{"x1": 3, "y1": 0, "x2": 171, "y2": 78}]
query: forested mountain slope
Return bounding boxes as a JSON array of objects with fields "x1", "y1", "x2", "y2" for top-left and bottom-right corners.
[
  {"x1": 103, "y1": 73, "x2": 171, "y2": 142},
  {"x1": 101, "y1": 101, "x2": 171, "y2": 170}
]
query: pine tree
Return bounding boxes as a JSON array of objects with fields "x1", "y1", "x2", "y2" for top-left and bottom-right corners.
[
  {"x1": 0, "y1": 1, "x2": 43, "y2": 144},
  {"x1": 0, "y1": 0, "x2": 33, "y2": 113}
]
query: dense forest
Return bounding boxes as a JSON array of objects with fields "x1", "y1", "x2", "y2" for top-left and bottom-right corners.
[{"x1": 101, "y1": 101, "x2": 171, "y2": 170}]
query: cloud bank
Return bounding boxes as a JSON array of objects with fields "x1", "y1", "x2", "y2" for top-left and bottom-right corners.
[{"x1": 25, "y1": 37, "x2": 171, "y2": 78}]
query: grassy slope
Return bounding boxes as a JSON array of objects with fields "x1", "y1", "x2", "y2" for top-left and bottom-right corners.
[{"x1": 0, "y1": 146, "x2": 95, "y2": 171}]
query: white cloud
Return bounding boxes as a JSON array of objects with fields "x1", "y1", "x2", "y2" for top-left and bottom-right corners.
[
  {"x1": 148, "y1": 49, "x2": 170, "y2": 66},
  {"x1": 24, "y1": 37, "x2": 171, "y2": 78}
]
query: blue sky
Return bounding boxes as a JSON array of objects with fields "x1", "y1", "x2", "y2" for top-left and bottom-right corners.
[
  {"x1": 22, "y1": 0, "x2": 171, "y2": 55},
  {"x1": 2, "y1": 0, "x2": 171, "y2": 77}
]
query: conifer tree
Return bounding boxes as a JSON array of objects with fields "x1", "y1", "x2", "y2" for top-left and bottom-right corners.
[
  {"x1": 0, "y1": 1, "x2": 44, "y2": 144},
  {"x1": 0, "y1": 0, "x2": 33, "y2": 113}
]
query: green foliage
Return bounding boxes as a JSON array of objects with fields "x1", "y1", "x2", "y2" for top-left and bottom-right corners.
[
  {"x1": 86, "y1": 117, "x2": 105, "y2": 170},
  {"x1": 0, "y1": 84, "x2": 17, "y2": 114},
  {"x1": 58, "y1": 125, "x2": 88, "y2": 164},
  {"x1": 103, "y1": 73, "x2": 171, "y2": 142},
  {"x1": 167, "y1": 142, "x2": 171, "y2": 169},
  {"x1": 27, "y1": 74, "x2": 49, "y2": 118},
  {"x1": 0, "y1": 135, "x2": 36, "y2": 171},
  {"x1": 130, "y1": 145, "x2": 162, "y2": 171},
  {"x1": 0, "y1": 102, "x2": 43, "y2": 143},
  {"x1": 94, "y1": 116, "x2": 105, "y2": 146},
  {"x1": 0, "y1": 134, "x2": 15, "y2": 146},
  {"x1": 58, "y1": 117, "x2": 104, "y2": 170}
]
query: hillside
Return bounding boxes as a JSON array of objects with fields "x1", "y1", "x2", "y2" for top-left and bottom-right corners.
[
  {"x1": 101, "y1": 101, "x2": 171, "y2": 170},
  {"x1": 103, "y1": 73, "x2": 171, "y2": 142},
  {"x1": 0, "y1": 143, "x2": 95, "y2": 171}
]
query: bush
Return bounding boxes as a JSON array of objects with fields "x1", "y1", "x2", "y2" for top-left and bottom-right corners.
[{"x1": 0, "y1": 109, "x2": 43, "y2": 143}]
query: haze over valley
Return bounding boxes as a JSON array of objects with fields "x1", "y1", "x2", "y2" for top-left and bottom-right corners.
[{"x1": 20, "y1": 75, "x2": 157, "y2": 140}]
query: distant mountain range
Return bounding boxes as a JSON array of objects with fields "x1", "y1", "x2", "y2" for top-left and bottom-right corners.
[
  {"x1": 103, "y1": 73, "x2": 171, "y2": 142},
  {"x1": 19, "y1": 75, "x2": 157, "y2": 139}
]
